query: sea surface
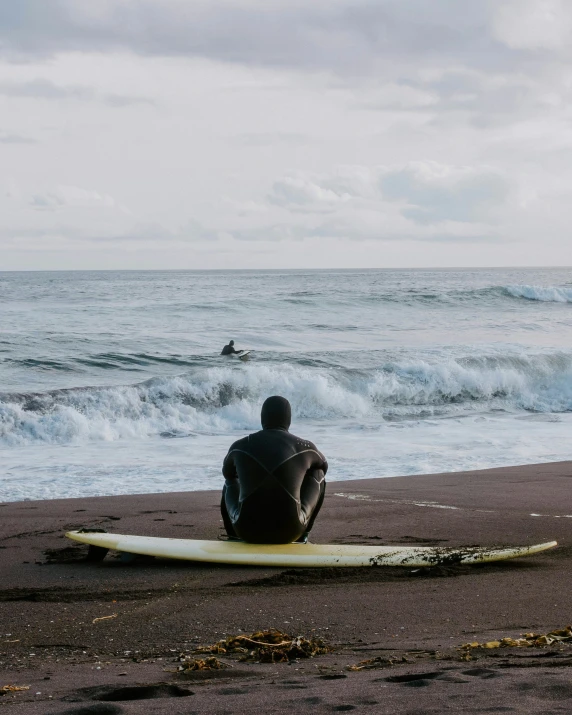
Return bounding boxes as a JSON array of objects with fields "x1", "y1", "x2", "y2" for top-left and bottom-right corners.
[{"x1": 2, "y1": 267, "x2": 572, "y2": 502}]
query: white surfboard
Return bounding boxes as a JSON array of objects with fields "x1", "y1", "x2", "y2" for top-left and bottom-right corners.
[
  {"x1": 221, "y1": 350, "x2": 251, "y2": 360},
  {"x1": 65, "y1": 531, "x2": 557, "y2": 568}
]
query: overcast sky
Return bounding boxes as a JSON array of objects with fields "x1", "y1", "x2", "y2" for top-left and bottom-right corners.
[{"x1": 1, "y1": 0, "x2": 572, "y2": 270}]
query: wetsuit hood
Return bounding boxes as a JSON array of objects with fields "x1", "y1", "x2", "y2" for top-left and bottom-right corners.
[{"x1": 261, "y1": 395, "x2": 291, "y2": 431}]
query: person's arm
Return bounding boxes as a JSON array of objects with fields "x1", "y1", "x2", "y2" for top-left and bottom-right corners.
[
  {"x1": 300, "y1": 450, "x2": 327, "y2": 529},
  {"x1": 222, "y1": 449, "x2": 238, "y2": 481},
  {"x1": 312, "y1": 448, "x2": 328, "y2": 477}
]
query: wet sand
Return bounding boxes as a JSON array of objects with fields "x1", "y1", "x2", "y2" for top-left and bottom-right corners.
[{"x1": 1, "y1": 461, "x2": 572, "y2": 714}]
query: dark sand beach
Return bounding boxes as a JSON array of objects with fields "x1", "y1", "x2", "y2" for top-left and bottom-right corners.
[{"x1": 1, "y1": 461, "x2": 571, "y2": 714}]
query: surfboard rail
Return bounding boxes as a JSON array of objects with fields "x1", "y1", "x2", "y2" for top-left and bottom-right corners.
[{"x1": 65, "y1": 531, "x2": 557, "y2": 568}]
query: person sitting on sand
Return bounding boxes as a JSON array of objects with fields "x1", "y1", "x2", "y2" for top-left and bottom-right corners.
[
  {"x1": 221, "y1": 340, "x2": 240, "y2": 355},
  {"x1": 221, "y1": 395, "x2": 328, "y2": 544}
]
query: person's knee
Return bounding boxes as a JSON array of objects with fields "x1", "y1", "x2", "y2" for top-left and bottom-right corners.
[{"x1": 301, "y1": 471, "x2": 324, "y2": 509}]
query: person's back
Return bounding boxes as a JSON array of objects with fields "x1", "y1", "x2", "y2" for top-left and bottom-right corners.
[
  {"x1": 221, "y1": 340, "x2": 238, "y2": 355},
  {"x1": 221, "y1": 396, "x2": 328, "y2": 543}
]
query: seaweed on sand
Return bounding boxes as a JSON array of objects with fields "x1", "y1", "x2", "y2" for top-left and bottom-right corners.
[
  {"x1": 178, "y1": 656, "x2": 226, "y2": 671},
  {"x1": 460, "y1": 625, "x2": 572, "y2": 652},
  {"x1": 192, "y1": 629, "x2": 330, "y2": 663}
]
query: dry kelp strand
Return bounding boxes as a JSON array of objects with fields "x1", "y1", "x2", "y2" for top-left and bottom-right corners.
[
  {"x1": 193, "y1": 629, "x2": 330, "y2": 663},
  {"x1": 460, "y1": 625, "x2": 572, "y2": 651},
  {"x1": 178, "y1": 656, "x2": 226, "y2": 671},
  {"x1": 348, "y1": 654, "x2": 412, "y2": 670},
  {"x1": 1, "y1": 685, "x2": 30, "y2": 695}
]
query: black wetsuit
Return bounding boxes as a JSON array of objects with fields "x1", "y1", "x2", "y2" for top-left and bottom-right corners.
[
  {"x1": 221, "y1": 342, "x2": 238, "y2": 355},
  {"x1": 221, "y1": 396, "x2": 328, "y2": 543}
]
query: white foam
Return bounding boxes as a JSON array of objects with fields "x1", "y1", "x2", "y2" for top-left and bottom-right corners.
[
  {"x1": 3, "y1": 353, "x2": 572, "y2": 447},
  {"x1": 333, "y1": 493, "x2": 460, "y2": 509},
  {"x1": 3, "y1": 409, "x2": 572, "y2": 502}
]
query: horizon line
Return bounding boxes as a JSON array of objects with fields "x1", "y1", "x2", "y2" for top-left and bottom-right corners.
[{"x1": 0, "y1": 265, "x2": 569, "y2": 274}]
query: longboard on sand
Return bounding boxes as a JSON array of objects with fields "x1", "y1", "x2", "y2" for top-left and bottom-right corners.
[{"x1": 65, "y1": 531, "x2": 557, "y2": 568}]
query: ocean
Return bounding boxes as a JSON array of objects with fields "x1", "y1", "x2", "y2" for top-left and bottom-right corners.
[{"x1": 1, "y1": 267, "x2": 572, "y2": 503}]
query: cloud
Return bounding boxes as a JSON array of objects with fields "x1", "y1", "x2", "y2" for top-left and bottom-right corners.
[
  {"x1": 229, "y1": 224, "x2": 306, "y2": 243},
  {"x1": 379, "y1": 162, "x2": 509, "y2": 224},
  {"x1": 226, "y1": 161, "x2": 509, "y2": 244},
  {"x1": 305, "y1": 214, "x2": 498, "y2": 242},
  {"x1": 0, "y1": 78, "x2": 93, "y2": 100},
  {"x1": 1, "y1": 2, "x2": 571, "y2": 269},
  {"x1": 29, "y1": 185, "x2": 116, "y2": 210},
  {"x1": 235, "y1": 132, "x2": 311, "y2": 146},
  {"x1": 0, "y1": 78, "x2": 154, "y2": 107},
  {"x1": 101, "y1": 93, "x2": 155, "y2": 107},
  {"x1": 268, "y1": 167, "x2": 377, "y2": 211},
  {"x1": 356, "y1": 83, "x2": 438, "y2": 111},
  {"x1": 229, "y1": 215, "x2": 499, "y2": 244},
  {"x1": 80, "y1": 220, "x2": 221, "y2": 243},
  {"x1": 491, "y1": 0, "x2": 572, "y2": 51},
  {"x1": 223, "y1": 198, "x2": 269, "y2": 216},
  {"x1": 0, "y1": 193, "x2": 221, "y2": 245},
  {"x1": 0, "y1": 131, "x2": 36, "y2": 144},
  {"x1": 389, "y1": 69, "x2": 535, "y2": 126},
  {"x1": 268, "y1": 176, "x2": 353, "y2": 211},
  {"x1": 264, "y1": 162, "x2": 509, "y2": 226},
  {"x1": 0, "y1": 1, "x2": 528, "y2": 77}
]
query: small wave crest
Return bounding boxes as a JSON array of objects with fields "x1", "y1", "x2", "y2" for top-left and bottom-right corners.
[
  {"x1": 2, "y1": 354, "x2": 572, "y2": 446},
  {"x1": 357, "y1": 286, "x2": 511, "y2": 306},
  {"x1": 7, "y1": 352, "x2": 205, "y2": 373},
  {"x1": 359, "y1": 284, "x2": 572, "y2": 306},
  {"x1": 503, "y1": 285, "x2": 572, "y2": 303}
]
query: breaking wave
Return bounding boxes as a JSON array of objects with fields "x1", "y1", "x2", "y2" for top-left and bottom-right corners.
[
  {"x1": 2, "y1": 353, "x2": 572, "y2": 446},
  {"x1": 502, "y1": 285, "x2": 572, "y2": 303},
  {"x1": 354, "y1": 285, "x2": 572, "y2": 306}
]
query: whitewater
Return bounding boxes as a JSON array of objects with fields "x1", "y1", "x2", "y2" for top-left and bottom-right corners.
[{"x1": 2, "y1": 267, "x2": 572, "y2": 502}]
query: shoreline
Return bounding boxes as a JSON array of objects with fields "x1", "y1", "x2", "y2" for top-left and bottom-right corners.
[
  {"x1": 1, "y1": 461, "x2": 571, "y2": 713},
  {"x1": 3, "y1": 455, "x2": 570, "y2": 506}
]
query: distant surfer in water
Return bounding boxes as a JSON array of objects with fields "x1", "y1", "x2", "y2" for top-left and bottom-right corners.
[
  {"x1": 221, "y1": 395, "x2": 328, "y2": 544},
  {"x1": 221, "y1": 340, "x2": 239, "y2": 355}
]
